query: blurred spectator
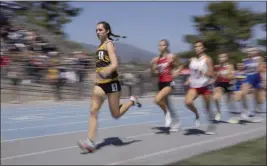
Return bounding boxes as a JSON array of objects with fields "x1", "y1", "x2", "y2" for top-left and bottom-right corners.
[
  {"x1": 0, "y1": 11, "x2": 9, "y2": 27},
  {"x1": 7, "y1": 56, "x2": 24, "y2": 103},
  {"x1": 136, "y1": 73, "x2": 145, "y2": 96},
  {"x1": 72, "y1": 51, "x2": 90, "y2": 98},
  {"x1": 46, "y1": 55, "x2": 65, "y2": 101},
  {"x1": 122, "y1": 72, "x2": 136, "y2": 96},
  {"x1": 1, "y1": 9, "x2": 160, "y2": 102},
  {"x1": 1, "y1": 51, "x2": 9, "y2": 77}
]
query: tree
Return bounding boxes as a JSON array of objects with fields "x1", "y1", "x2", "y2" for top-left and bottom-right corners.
[
  {"x1": 254, "y1": 12, "x2": 267, "y2": 47},
  {"x1": 184, "y1": 2, "x2": 266, "y2": 54},
  {"x1": 15, "y1": 2, "x2": 82, "y2": 35}
]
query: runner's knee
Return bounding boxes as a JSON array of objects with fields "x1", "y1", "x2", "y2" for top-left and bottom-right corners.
[
  {"x1": 212, "y1": 94, "x2": 220, "y2": 101},
  {"x1": 185, "y1": 99, "x2": 193, "y2": 106},
  {"x1": 90, "y1": 111, "x2": 98, "y2": 118},
  {"x1": 111, "y1": 111, "x2": 120, "y2": 119},
  {"x1": 110, "y1": 106, "x2": 121, "y2": 119},
  {"x1": 154, "y1": 97, "x2": 162, "y2": 105}
]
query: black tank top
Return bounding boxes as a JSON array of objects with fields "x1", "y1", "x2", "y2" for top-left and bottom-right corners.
[{"x1": 95, "y1": 41, "x2": 118, "y2": 83}]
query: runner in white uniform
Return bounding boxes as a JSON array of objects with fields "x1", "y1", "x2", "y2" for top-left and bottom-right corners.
[{"x1": 185, "y1": 40, "x2": 215, "y2": 135}]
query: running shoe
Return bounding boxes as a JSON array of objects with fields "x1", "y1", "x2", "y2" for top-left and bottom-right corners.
[
  {"x1": 130, "y1": 96, "x2": 142, "y2": 107},
  {"x1": 169, "y1": 121, "x2": 181, "y2": 132},
  {"x1": 165, "y1": 111, "x2": 172, "y2": 127},
  {"x1": 215, "y1": 112, "x2": 222, "y2": 121},
  {"x1": 195, "y1": 118, "x2": 200, "y2": 128},
  {"x1": 227, "y1": 118, "x2": 239, "y2": 124},
  {"x1": 241, "y1": 112, "x2": 249, "y2": 120},
  {"x1": 77, "y1": 138, "x2": 96, "y2": 153}
]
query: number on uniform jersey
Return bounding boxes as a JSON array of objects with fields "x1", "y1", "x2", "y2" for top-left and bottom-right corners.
[
  {"x1": 98, "y1": 51, "x2": 104, "y2": 60},
  {"x1": 111, "y1": 83, "x2": 118, "y2": 92},
  {"x1": 192, "y1": 69, "x2": 201, "y2": 78}
]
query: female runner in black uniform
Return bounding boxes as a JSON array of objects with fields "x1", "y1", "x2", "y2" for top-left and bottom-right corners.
[{"x1": 78, "y1": 21, "x2": 141, "y2": 153}]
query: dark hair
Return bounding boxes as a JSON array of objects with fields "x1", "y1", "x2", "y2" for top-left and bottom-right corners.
[
  {"x1": 217, "y1": 50, "x2": 228, "y2": 57},
  {"x1": 194, "y1": 39, "x2": 204, "y2": 45},
  {"x1": 97, "y1": 21, "x2": 127, "y2": 41},
  {"x1": 194, "y1": 39, "x2": 206, "y2": 52},
  {"x1": 159, "y1": 39, "x2": 170, "y2": 57},
  {"x1": 235, "y1": 62, "x2": 244, "y2": 70}
]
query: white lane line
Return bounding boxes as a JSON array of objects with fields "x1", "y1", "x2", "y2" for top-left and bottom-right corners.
[
  {"x1": 1, "y1": 104, "x2": 89, "y2": 113},
  {"x1": 1, "y1": 105, "x2": 158, "y2": 118},
  {"x1": 0, "y1": 112, "x2": 207, "y2": 143},
  {"x1": 2, "y1": 99, "x2": 249, "y2": 118},
  {"x1": 1, "y1": 104, "x2": 158, "y2": 115},
  {"x1": 1, "y1": 103, "x2": 85, "y2": 111},
  {"x1": 1, "y1": 106, "x2": 160, "y2": 120},
  {"x1": 2, "y1": 110, "x2": 159, "y2": 124},
  {"x1": 2, "y1": 109, "x2": 90, "y2": 118},
  {"x1": 0, "y1": 96, "x2": 159, "y2": 111},
  {"x1": 0, "y1": 122, "x2": 212, "y2": 161},
  {"x1": 1, "y1": 104, "x2": 238, "y2": 123},
  {"x1": 1, "y1": 113, "x2": 160, "y2": 132},
  {"x1": 1, "y1": 145, "x2": 78, "y2": 161},
  {"x1": 1, "y1": 119, "x2": 163, "y2": 143},
  {"x1": 1, "y1": 124, "x2": 265, "y2": 161},
  {"x1": 2, "y1": 106, "x2": 263, "y2": 142},
  {"x1": 107, "y1": 127, "x2": 266, "y2": 165},
  {"x1": 2, "y1": 107, "x2": 251, "y2": 132}
]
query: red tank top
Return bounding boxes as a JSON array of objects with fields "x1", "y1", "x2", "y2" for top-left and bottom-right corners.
[
  {"x1": 156, "y1": 56, "x2": 173, "y2": 82},
  {"x1": 215, "y1": 65, "x2": 230, "y2": 82}
]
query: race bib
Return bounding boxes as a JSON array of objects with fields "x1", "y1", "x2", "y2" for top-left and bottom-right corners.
[
  {"x1": 157, "y1": 62, "x2": 168, "y2": 73},
  {"x1": 191, "y1": 69, "x2": 201, "y2": 79}
]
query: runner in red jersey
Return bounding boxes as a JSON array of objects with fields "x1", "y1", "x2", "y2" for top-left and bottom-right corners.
[
  {"x1": 151, "y1": 39, "x2": 182, "y2": 131},
  {"x1": 157, "y1": 56, "x2": 174, "y2": 83},
  {"x1": 212, "y1": 52, "x2": 235, "y2": 121}
]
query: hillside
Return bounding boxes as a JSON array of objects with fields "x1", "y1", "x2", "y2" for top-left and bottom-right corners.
[
  {"x1": 10, "y1": 16, "x2": 90, "y2": 55},
  {"x1": 10, "y1": 15, "x2": 157, "y2": 63},
  {"x1": 82, "y1": 42, "x2": 157, "y2": 63}
]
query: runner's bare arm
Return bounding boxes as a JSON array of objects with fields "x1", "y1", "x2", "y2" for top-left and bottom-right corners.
[
  {"x1": 257, "y1": 56, "x2": 264, "y2": 73},
  {"x1": 201, "y1": 56, "x2": 214, "y2": 78},
  {"x1": 172, "y1": 65, "x2": 184, "y2": 77},
  {"x1": 227, "y1": 64, "x2": 235, "y2": 80},
  {"x1": 150, "y1": 57, "x2": 158, "y2": 74}
]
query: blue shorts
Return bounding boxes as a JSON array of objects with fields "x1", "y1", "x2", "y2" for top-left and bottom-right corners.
[
  {"x1": 245, "y1": 73, "x2": 261, "y2": 89},
  {"x1": 234, "y1": 81, "x2": 244, "y2": 91}
]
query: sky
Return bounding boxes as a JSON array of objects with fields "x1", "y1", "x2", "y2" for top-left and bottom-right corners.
[{"x1": 63, "y1": 1, "x2": 266, "y2": 54}]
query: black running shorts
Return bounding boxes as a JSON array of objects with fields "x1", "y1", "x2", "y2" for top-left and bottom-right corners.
[
  {"x1": 215, "y1": 82, "x2": 233, "y2": 93},
  {"x1": 158, "y1": 81, "x2": 175, "y2": 91},
  {"x1": 96, "y1": 80, "x2": 121, "y2": 94}
]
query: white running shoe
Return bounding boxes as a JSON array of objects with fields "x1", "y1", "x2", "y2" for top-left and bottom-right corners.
[
  {"x1": 130, "y1": 96, "x2": 142, "y2": 107},
  {"x1": 169, "y1": 122, "x2": 181, "y2": 132},
  {"x1": 227, "y1": 118, "x2": 239, "y2": 124},
  {"x1": 195, "y1": 118, "x2": 200, "y2": 128},
  {"x1": 165, "y1": 111, "x2": 172, "y2": 127},
  {"x1": 77, "y1": 138, "x2": 96, "y2": 153},
  {"x1": 255, "y1": 107, "x2": 262, "y2": 113},
  {"x1": 215, "y1": 113, "x2": 222, "y2": 121},
  {"x1": 241, "y1": 112, "x2": 249, "y2": 120}
]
